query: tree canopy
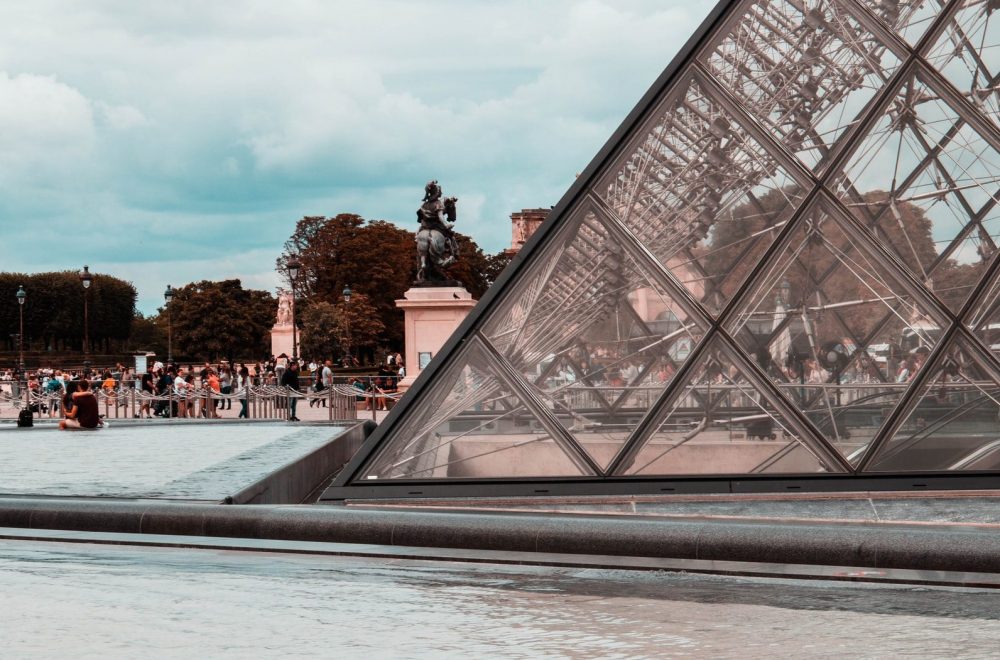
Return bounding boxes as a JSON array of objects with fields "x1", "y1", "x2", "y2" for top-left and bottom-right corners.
[
  {"x1": 159, "y1": 279, "x2": 275, "y2": 363},
  {"x1": 278, "y1": 214, "x2": 509, "y2": 349},
  {"x1": 0, "y1": 271, "x2": 136, "y2": 353}
]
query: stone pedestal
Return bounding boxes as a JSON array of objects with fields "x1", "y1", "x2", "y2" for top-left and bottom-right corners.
[
  {"x1": 396, "y1": 286, "x2": 477, "y2": 391},
  {"x1": 271, "y1": 324, "x2": 294, "y2": 359}
]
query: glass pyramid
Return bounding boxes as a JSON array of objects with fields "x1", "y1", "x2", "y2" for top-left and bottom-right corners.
[{"x1": 326, "y1": 0, "x2": 1000, "y2": 499}]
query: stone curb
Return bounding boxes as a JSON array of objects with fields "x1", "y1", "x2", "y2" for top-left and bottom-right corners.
[{"x1": 0, "y1": 498, "x2": 997, "y2": 573}]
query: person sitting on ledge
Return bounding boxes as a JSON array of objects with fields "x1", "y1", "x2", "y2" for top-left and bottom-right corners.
[{"x1": 59, "y1": 379, "x2": 102, "y2": 430}]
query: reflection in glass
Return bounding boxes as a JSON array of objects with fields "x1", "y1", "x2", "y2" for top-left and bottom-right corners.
[
  {"x1": 726, "y1": 200, "x2": 949, "y2": 460},
  {"x1": 615, "y1": 337, "x2": 835, "y2": 476},
  {"x1": 361, "y1": 338, "x2": 590, "y2": 480},
  {"x1": 926, "y1": 0, "x2": 1000, "y2": 127},
  {"x1": 868, "y1": 338, "x2": 1000, "y2": 471},
  {"x1": 598, "y1": 71, "x2": 807, "y2": 317},
  {"x1": 702, "y1": 0, "x2": 903, "y2": 170},
  {"x1": 831, "y1": 68, "x2": 1000, "y2": 315},
  {"x1": 483, "y1": 207, "x2": 707, "y2": 469}
]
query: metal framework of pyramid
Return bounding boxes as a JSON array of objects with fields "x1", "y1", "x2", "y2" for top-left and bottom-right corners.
[{"x1": 324, "y1": 0, "x2": 1000, "y2": 500}]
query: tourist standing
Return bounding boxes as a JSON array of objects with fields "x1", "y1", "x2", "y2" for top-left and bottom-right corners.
[
  {"x1": 139, "y1": 372, "x2": 155, "y2": 419},
  {"x1": 281, "y1": 360, "x2": 301, "y2": 421},
  {"x1": 219, "y1": 366, "x2": 233, "y2": 410}
]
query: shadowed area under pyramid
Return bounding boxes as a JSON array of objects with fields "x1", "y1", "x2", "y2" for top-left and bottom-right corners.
[{"x1": 327, "y1": 0, "x2": 1000, "y2": 499}]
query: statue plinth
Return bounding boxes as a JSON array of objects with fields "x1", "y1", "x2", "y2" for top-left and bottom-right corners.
[
  {"x1": 271, "y1": 324, "x2": 294, "y2": 359},
  {"x1": 395, "y1": 285, "x2": 476, "y2": 392},
  {"x1": 269, "y1": 289, "x2": 295, "y2": 359}
]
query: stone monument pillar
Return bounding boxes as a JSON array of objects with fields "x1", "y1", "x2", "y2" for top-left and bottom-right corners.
[
  {"x1": 396, "y1": 286, "x2": 476, "y2": 390},
  {"x1": 396, "y1": 180, "x2": 476, "y2": 391},
  {"x1": 270, "y1": 289, "x2": 295, "y2": 359}
]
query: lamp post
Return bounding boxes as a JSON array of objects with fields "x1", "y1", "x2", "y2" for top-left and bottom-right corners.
[
  {"x1": 16, "y1": 285, "x2": 26, "y2": 371},
  {"x1": 286, "y1": 256, "x2": 301, "y2": 361},
  {"x1": 79, "y1": 265, "x2": 92, "y2": 358},
  {"x1": 164, "y1": 284, "x2": 174, "y2": 364},
  {"x1": 342, "y1": 284, "x2": 352, "y2": 365}
]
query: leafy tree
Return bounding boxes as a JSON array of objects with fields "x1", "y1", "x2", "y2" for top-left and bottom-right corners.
[
  {"x1": 127, "y1": 313, "x2": 167, "y2": 356},
  {"x1": 0, "y1": 271, "x2": 136, "y2": 354},
  {"x1": 331, "y1": 293, "x2": 385, "y2": 360},
  {"x1": 163, "y1": 279, "x2": 275, "y2": 363},
  {"x1": 299, "y1": 301, "x2": 340, "y2": 359},
  {"x1": 484, "y1": 251, "x2": 514, "y2": 288},
  {"x1": 278, "y1": 214, "x2": 499, "y2": 349}
]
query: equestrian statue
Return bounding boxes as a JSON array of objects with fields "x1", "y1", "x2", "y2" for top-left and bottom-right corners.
[{"x1": 415, "y1": 180, "x2": 460, "y2": 284}]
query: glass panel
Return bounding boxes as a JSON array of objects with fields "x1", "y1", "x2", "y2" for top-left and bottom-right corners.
[
  {"x1": 482, "y1": 207, "x2": 707, "y2": 469},
  {"x1": 726, "y1": 199, "x2": 950, "y2": 462},
  {"x1": 701, "y1": 0, "x2": 904, "y2": 170},
  {"x1": 830, "y1": 68, "x2": 1000, "y2": 314},
  {"x1": 616, "y1": 336, "x2": 834, "y2": 476},
  {"x1": 866, "y1": 336, "x2": 1000, "y2": 471},
  {"x1": 360, "y1": 339, "x2": 588, "y2": 480},
  {"x1": 598, "y1": 70, "x2": 807, "y2": 317},
  {"x1": 925, "y1": 0, "x2": 1000, "y2": 127},
  {"x1": 856, "y1": 0, "x2": 939, "y2": 46},
  {"x1": 965, "y1": 268, "x2": 1000, "y2": 358}
]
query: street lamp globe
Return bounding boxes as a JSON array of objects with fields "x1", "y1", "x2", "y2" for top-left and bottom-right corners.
[
  {"x1": 79, "y1": 265, "x2": 92, "y2": 289},
  {"x1": 16, "y1": 285, "x2": 26, "y2": 306},
  {"x1": 286, "y1": 256, "x2": 301, "y2": 281},
  {"x1": 164, "y1": 284, "x2": 174, "y2": 303},
  {"x1": 343, "y1": 284, "x2": 352, "y2": 303}
]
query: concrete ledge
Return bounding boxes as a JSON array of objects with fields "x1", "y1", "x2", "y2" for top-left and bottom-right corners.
[
  {"x1": 1, "y1": 498, "x2": 999, "y2": 573},
  {"x1": 228, "y1": 421, "x2": 370, "y2": 505}
]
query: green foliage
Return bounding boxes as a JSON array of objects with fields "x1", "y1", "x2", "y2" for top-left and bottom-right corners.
[
  {"x1": 299, "y1": 301, "x2": 340, "y2": 359},
  {"x1": 163, "y1": 279, "x2": 275, "y2": 363},
  {"x1": 127, "y1": 313, "x2": 167, "y2": 355},
  {"x1": 279, "y1": 214, "x2": 506, "y2": 349},
  {"x1": 298, "y1": 294, "x2": 385, "y2": 361},
  {"x1": 0, "y1": 271, "x2": 136, "y2": 353}
]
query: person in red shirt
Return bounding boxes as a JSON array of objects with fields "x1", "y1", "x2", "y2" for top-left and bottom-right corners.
[{"x1": 60, "y1": 379, "x2": 102, "y2": 430}]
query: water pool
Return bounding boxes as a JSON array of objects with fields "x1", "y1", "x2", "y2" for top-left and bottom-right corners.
[
  {"x1": 0, "y1": 422, "x2": 348, "y2": 500},
  {"x1": 1, "y1": 538, "x2": 999, "y2": 658}
]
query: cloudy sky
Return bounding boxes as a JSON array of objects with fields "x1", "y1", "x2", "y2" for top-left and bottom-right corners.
[{"x1": 0, "y1": 0, "x2": 714, "y2": 314}]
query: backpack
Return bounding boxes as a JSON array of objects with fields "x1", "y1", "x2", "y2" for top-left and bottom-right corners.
[{"x1": 17, "y1": 407, "x2": 33, "y2": 428}]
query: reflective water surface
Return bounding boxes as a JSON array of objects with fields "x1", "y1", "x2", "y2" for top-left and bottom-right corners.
[
  {"x1": 0, "y1": 424, "x2": 345, "y2": 499},
  {"x1": 2, "y1": 539, "x2": 999, "y2": 658}
]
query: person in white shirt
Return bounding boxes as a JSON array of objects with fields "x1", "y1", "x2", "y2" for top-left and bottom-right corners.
[{"x1": 174, "y1": 371, "x2": 190, "y2": 417}]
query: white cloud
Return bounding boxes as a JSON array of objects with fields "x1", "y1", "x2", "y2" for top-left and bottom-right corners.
[
  {"x1": 0, "y1": 72, "x2": 97, "y2": 183},
  {"x1": 0, "y1": 0, "x2": 716, "y2": 313}
]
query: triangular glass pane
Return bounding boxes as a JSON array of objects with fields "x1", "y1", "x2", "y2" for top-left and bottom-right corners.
[
  {"x1": 700, "y1": 0, "x2": 904, "y2": 171},
  {"x1": 856, "y1": 0, "x2": 939, "y2": 46},
  {"x1": 925, "y1": 0, "x2": 1000, "y2": 127},
  {"x1": 829, "y1": 69, "x2": 1000, "y2": 314},
  {"x1": 725, "y1": 199, "x2": 950, "y2": 463},
  {"x1": 597, "y1": 70, "x2": 808, "y2": 317},
  {"x1": 866, "y1": 335, "x2": 1000, "y2": 471},
  {"x1": 615, "y1": 336, "x2": 837, "y2": 476},
  {"x1": 359, "y1": 339, "x2": 589, "y2": 480},
  {"x1": 965, "y1": 269, "x2": 1000, "y2": 358},
  {"x1": 481, "y1": 207, "x2": 707, "y2": 469}
]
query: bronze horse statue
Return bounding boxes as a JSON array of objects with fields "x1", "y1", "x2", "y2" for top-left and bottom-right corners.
[{"x1": 415, "y1": 180, "x2": 460, "y2": 283}]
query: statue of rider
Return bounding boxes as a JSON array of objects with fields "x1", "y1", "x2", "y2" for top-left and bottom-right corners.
[{"x1": 417, "y1": 180, "x2": 459, "y2": 255}]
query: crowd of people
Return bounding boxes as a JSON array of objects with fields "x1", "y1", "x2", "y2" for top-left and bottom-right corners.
[{"x1": 0, "y1": 350, "x2": 407, "y2": 426}]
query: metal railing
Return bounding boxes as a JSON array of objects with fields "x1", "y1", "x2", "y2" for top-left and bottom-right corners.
[{"x1": 0, "y1": 378, "x2": 407, "y2": 422}]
